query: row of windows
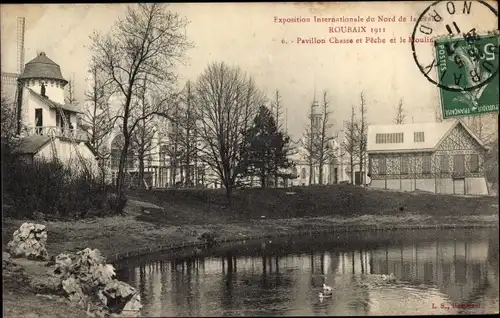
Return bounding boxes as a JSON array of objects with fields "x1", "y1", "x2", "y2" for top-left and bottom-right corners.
[
  {"x1": 375, "y1": 131, "x2": 426, "y2": 144},
  {"x1": 377, "y1": 154, "x2": 480, "y2": 175},
  {"x1": 375, "y1": 133, "x2": 404, "y2": 144},
  {"x1": 414, "y1": 131, "x2": 425, "y2": 143}
]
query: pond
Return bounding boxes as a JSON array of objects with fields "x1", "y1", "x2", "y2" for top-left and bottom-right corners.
[{"x1": 117, "y1": 228, "x2": 499, "y2": 316}]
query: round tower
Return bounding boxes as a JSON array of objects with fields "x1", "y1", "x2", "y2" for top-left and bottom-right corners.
[{"x1": 18, "y1": 52, "x2": 68, "y2": 105}]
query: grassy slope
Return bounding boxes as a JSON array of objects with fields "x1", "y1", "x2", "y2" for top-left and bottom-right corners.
[
  {"x1": 130, "y1": 184, "x2": 498, "y2": 219},
  {"x1": 3, "y1": 185, "x2": 498, "y2": 258}
]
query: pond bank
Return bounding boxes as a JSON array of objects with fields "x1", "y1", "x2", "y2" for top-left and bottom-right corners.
[
  {"x1": 110, "y1": 222, "x2": 499, "y2": 265},
  {"x1": 115, "y1": 226, "x2": 499, "y2": 271},
  {"x1": 2, "y1": 212, "x2": 498, "y2": 318},
  {"x1": 3, "y1": 213, "x2": 498, "y2": 264}
]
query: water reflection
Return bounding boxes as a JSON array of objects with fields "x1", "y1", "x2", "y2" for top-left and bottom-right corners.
[{"x1": 118, "y1": 231, "x2": 499, "y2": 316}]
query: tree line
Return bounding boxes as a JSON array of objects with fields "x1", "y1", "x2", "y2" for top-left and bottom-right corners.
[{"x1": 79, "y1": 3, "x2": 294, "y2": 201}]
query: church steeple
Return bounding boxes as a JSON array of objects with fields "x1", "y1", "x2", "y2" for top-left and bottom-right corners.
[{"x1": 313, "y1": 78, "x2": 317, "y2": 104}]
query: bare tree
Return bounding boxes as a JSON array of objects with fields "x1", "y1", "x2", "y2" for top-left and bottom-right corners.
[
  {"x1": 342, "y1": 105, "x2": 358, "y2": 184},
  {"x1": 130, "y1": 78, "x2": 158, "y2": 188},
  {"x1": 65, "y1": 74, "x2": 78, "y2": 105},
  {"x1": 302, "y1": 100, "x2": 318, "y2": 185},
  {"x1": 90, "y1": 3, "x2": 191, "y2": 200},
  {"x1": 271, "y1": 89, "x2": 284, "y2": 186},
  {"x1": 315, "y1": 91, "x2": 339, "y2": 185},
  {"x1": 178, "y1": 80, "x2": 199, "y2": 187},
  {"x1": 194, "y1": 61, "x2": 263, "y2": 198},
  {"x1": 357, "y1": 92, "x2": 368, "y2": 186},
  {"x1": 393, "y1": 98, "x2": 405, "y2": 124},
  {"x1": 163, "y1": 97, "x2": 183, "y2": 186},
  {"x1": 465, "y1": 114, "x2": 499, "y2": 145},
  {"x1": 81, "y1": 62, "x2": 114, "y2": 184}
]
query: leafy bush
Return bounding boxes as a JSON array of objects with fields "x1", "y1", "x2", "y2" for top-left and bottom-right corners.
[{"x1": 1, "y1": 152, "x2": 123, "y2": 219}]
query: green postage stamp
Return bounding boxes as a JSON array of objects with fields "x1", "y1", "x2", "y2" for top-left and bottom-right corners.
[{"x1": 435, "y1": 32, "x2": 499, "y2": 119}]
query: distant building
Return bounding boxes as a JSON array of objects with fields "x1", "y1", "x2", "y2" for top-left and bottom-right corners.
[
  {"x1": 285, "y1": 98, "x2": 335, "y2": 186},
  {"x1": 105, "y1": 117, "x2": 215, "y2": 189},
  {"x1": 8, "y1": 52, "x2": 98, "y2": 173},
  {"x1": 367, "y1": 119, "x2": 489, "y2": 195},
  {"x1": 287, "y1": 139, "x2": 338, "y2": 186}
]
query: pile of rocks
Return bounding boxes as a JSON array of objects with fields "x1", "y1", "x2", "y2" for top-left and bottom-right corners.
[
  {"x1": 6, "y1": 223, "x2": 142, "y2": 317},
  {"x1": 54, "y1": 248, "x2": 142, "y2": 317},
  {"x1": 7, "y1": 223, "x2": 49, "y2": 260}
]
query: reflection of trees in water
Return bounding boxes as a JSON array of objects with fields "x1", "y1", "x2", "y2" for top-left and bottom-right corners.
[
  {"x1": 118, "y1": 232, "x2": 498, "y2": 316},
  {"x1": 359, "y1": 249, "x2": 365, "y2": 274},
  {"x1": 159, "y1": 261, "x2": 169, "y2": 314},
  {"x1": 217, "y1": 253, "x2": 297, "y2": 315},
  {"x1": 220, "y1": 253, "x2": 236, "y2": 311},
  {"x1": 350, "y1": 250, "x2": 370, "y2": 315},
  {"x1": 369, "y1": 237, "x2": 497, "y2": 310},
  {"x1": 139, "y1": 265, "x2": 147, "y2": 304}
]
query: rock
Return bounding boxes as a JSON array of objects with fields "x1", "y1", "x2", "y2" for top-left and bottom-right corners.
[
  {"x1": 54, "y1": 248, "x2": 141, "y2": 317},
  {"x1": 102, "y1": 279, "x2": 142, "y2": 313},
  {"x1": 7, "y1": 223, "x2": 49, "y2": 261},
  {"x1": 3, "y1": 251, "x2": 11, "y2": 261},
  {"x1": 62, "y1": 276, "x2": 88, "y2": 308}
]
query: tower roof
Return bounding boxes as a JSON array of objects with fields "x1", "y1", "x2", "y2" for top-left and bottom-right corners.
[{"x1": 18, "y1": 52, "x2": 68, "y2": 84}]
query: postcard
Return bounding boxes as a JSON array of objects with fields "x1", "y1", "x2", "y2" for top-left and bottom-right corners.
[{"x1": 1, "y1": 2, "x2": 498, "y2": 317}]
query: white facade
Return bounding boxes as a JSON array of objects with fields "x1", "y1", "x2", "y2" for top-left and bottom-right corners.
[
  {"x1": 20, "y1": 87, "x2": 79, "y2": 133},
  {"x1": 13, "y1": 52, "x2": 98, "y2": 173},
  {"x1": 23, "y1": 78, "x2": 66, "y2": 105},
  {"x1": 366, "y1": 120, "x2": 489, "y2": 195},
  {"x1": 17, "y1": 138, "x2": 100, "y2": 176}
]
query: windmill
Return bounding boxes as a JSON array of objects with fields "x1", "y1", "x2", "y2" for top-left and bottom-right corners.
[{"x1": 1, "y1": 17, "x2": 26, "y2": 135}]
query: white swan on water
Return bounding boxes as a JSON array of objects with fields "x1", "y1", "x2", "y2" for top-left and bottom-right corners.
[
  {"x1": 322, "y1": 283, "x2": 333, "y2": 294},
  {"x1": 382, "y1": 273, "x2": 396, "y2": 282},
  {"x1": 318, "y1": 291, "x2": 332, "y2": 299}
]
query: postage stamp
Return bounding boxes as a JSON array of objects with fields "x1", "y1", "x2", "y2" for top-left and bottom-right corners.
[
  {"x1": 435, "y1": 33, "x2": 500, "y2": 118},
  {"x1": 411, "y1": 0, "x2": 499, "y2": 118}
]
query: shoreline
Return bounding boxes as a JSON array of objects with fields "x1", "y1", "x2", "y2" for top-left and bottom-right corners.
[
  {"x1": 3, "y1": 212, "x2": 498, "y2": 264},
  {"x1": 110, "y1": 222, "x2": 499, "y2": 264}
]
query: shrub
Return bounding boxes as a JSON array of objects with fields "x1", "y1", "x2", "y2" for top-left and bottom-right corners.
[
  {"x1": 2, "y1": 154, "x2": 124, "y2": 219},
  {"x1": 198, "y1": 231, "x2": 219, "y2": 247}
]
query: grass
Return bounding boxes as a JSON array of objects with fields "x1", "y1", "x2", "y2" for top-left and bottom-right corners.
[
  {"x1": 3, "y1": 184, "x2": 498, "y2": 259},
  {"x1": 2, "y1": 184, "x2": 498, "y2": 317},
  {"x1": 3, "y1": 256, "x2": 88, "y2": 318},
  {"x1": 129, "y1": 184, "x2": 498, "y2": 220}
]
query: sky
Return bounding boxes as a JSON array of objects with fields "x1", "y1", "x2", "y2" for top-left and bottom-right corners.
[{"x1": 1, "y1": 1, "x2": 498, "y2": 140}]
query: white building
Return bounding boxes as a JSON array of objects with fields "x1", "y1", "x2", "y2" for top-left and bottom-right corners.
[
  {"x1": 366, "y1": 119, "x2": 489, "y2": 195},
  {"x1": 105, "y1": 116, "x2": 217, "y2": 189},
  {"x1": 10, "y1": 52, "x2": 98, "y2": 174}
]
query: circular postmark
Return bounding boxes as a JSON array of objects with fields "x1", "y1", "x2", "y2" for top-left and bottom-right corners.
[{"x1": 411, "y1": 0, "x2": 499, "y2": 92}]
